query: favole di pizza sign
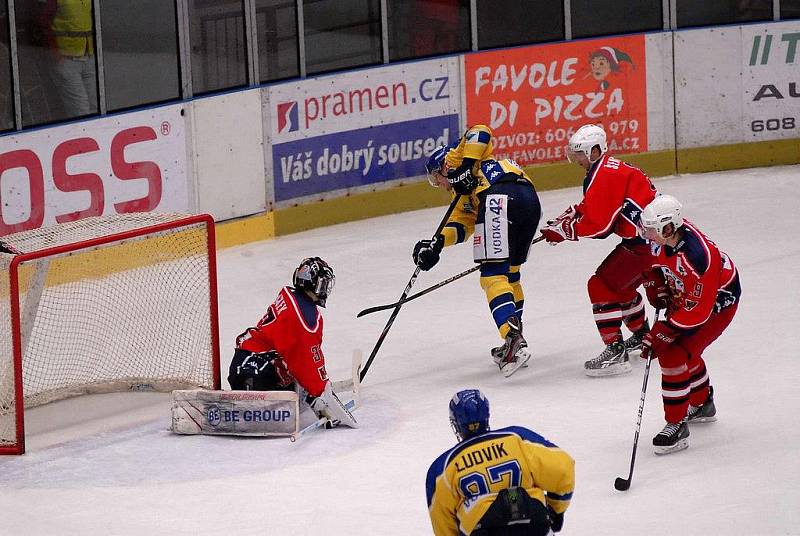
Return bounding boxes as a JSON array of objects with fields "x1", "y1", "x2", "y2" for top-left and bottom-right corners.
[{"x1": 465, "y1": 34, "x2": 648, "y2": 165}]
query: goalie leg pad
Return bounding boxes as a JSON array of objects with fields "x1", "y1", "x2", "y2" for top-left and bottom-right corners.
[
  {"x1": 171, "y1": 390, "x2": 300, "y2": 436},
  {"x1": 308, "y1": 382, "x2": 358, "y2": 428}
]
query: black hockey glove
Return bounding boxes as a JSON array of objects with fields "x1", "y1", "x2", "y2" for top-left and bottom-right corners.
[
  {"x1": 547, "y1": 505, "x2": 564, "y2": 533},
  {"x1": 229, "y1": 349, "x2": 278, "y2": 390},
  {"x1": 447, "y1": 159, "x2": 479, "y2": 195},
  {"x1": 413, "y1": 235, "x2": 444, "y2": 271}
]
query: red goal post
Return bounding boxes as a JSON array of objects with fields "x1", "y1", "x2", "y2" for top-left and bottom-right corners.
[{"x1": 0, "y1": 213, "x2": 221, "y2": 455}]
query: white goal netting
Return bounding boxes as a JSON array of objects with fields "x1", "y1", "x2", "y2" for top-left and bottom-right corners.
[{"x1": 0, "y1": 213, "x2": 219, "y2": 453}]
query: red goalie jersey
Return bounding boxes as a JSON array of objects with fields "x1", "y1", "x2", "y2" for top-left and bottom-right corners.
[
  {"x1": 575, "y1": 154, "x2": 657, "y2": 239},
  {"x1": 651, "y1": 220, "x2": 740, "y2": 330},
  {"x1": 235, "y1": 286, "x2": 328, "y2": 397}
]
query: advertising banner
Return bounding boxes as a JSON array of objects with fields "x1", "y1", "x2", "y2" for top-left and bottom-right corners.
[
  {"x1": 742, "y1": 22, "x2": 800, "y2": 141},
  {"x1": 267, "y1": 58, "x2": 461, "y2": 203},
  {"x1": 0, "y1": 105, "x2": 188, "y2": 236},
  {"x1": 464, "y1": 35, "x2": 648, "y2": 165},
  {"x1": 675, "y1": 21, "x2": 800, "y2": 148}
]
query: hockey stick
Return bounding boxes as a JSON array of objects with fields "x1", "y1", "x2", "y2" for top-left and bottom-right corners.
[
  {"x1": 359, "y1": 195, "x2": 463, "y2": 382},
  {"x1": 357, "y1": 265, "x2": 479, "y2": 317},
  {"x1": 614, "y1": 309, "x2": 661, "y2": 492},
  {"x1": 357, "y1": 235, "x2": 547, "y2": 318}
]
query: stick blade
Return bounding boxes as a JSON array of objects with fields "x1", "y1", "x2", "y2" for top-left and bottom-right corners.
[
  {"x1": 357, "y1": 305, "x2": 386, "y2": 318},
  {"x1": 614, "y1": 477, "x2": 631, "y2": 491}
]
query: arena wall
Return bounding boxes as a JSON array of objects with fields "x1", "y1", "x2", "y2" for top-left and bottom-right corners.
[{"x1": 0, "y1": 21, "x2": 797, "y2": 245}]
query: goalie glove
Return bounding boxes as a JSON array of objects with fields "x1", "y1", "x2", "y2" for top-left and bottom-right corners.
[
  {"x1": 541, "y1": 205, "x2": 579, "y2": 244},
  {"x1": 306, "y1": 382, "x2": 358, "y2": 428},
  {"x1": 229, "y1": 349, "x2": 290, "y2": 391}
]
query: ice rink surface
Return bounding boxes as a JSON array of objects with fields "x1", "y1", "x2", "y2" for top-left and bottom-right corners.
[{"x1": 1, "y1": 165, "x2": 799, "y2": 535}]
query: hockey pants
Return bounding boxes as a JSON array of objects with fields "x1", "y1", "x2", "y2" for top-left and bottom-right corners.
[
  {"x1": 587, "y1": 239, "x2": 652, "y2": 344},
  {"x1": 658, "y1": 303, "x2": 738, "y2": 423}
]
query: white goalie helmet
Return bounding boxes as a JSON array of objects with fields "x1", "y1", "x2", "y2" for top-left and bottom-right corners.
[
  {"x1": 567, "y1": 124, "x2": 608, "y2": 163},
  {"x1": 639, "y1": 194, "x2": 684, "y2": 238}
]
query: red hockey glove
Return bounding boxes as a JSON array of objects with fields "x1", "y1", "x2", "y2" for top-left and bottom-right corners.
[
  {"x1": 643, "y1": 270, "x2": 671, "y2": 310},
  {"x1": 641, "y1": 321, "x2": 678, "y2": 360},
  {"x1": 541, "y1": 206, "x2": 579, "y2": 244}
]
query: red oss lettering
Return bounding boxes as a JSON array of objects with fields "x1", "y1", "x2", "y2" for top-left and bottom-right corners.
[{"x1": 0, "y1": 126, "x2": 162, "y2": 235}]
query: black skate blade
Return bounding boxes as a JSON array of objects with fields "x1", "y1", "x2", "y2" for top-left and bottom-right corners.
[{"x1": 654, "y1": 438, "x2": 689, "y2": 455}]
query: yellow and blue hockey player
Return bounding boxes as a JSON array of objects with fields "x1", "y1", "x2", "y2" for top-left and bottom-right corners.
[
  {"x1": 425, "y1": 389, "x2": 575, "y2": 535},
  {"x1": 413, "y1": 125, "x2": 542, "y2": 377}
]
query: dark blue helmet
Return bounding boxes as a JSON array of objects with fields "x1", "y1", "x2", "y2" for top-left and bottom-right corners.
[
  {"x1": 426, "y1": 142, "x2": 459, "y2": 186},
  {"x1": 426, "y1": 144, "x2": 449, "y2": 176},
  {"x1": 449, "y1": 389, "x2": 490, "y2": 441},
  {"x1": 293, "y1": 257, "x2": 335, "y2": 307}
]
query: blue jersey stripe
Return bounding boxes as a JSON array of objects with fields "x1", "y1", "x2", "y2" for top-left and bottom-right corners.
[
  {"x1": 547, "y1": 491, "x2": 574, "y2": 501},
  {"x1": 425, "y1": 451, "x2": 449, "y2": 507}
]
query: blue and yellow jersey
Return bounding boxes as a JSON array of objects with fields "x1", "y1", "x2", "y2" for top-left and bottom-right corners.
[
  {"x1": 444, "y1": 124, "x2": 495, "y2": 171},
  {"x1": 425, "y1": 426, "x2": 575, "y2": 536},
  {"x1": 441, "y1": 158, "x2": 535, "y2": 247}
]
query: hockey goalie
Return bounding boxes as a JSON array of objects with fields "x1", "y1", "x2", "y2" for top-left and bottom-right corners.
[{"x1": 172, "y1": 257, "x2": 358, "y2": 438}]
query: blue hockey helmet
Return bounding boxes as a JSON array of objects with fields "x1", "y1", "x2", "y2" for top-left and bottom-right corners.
[
  {"x1": 425, "y1": 143, "x2": 453, "y2": 186},
  {"x1": 449, "y1": 389, "x2": 490, "y2": 441}
]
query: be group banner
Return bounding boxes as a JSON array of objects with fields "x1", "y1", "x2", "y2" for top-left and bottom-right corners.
[
  {"x1": 0, "y1": 105, "x2": 189, "y2": 236},
  {"x1": 465, "y1": 35, "x2": 648, "y2": 166},
  {"x1": 267, "y1": 58, "x2": 461, "y2": 203}
]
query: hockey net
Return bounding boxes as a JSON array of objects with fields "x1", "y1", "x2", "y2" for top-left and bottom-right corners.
[{"x1": 0, "y1": 213, "x2": 220, "y2": 454}]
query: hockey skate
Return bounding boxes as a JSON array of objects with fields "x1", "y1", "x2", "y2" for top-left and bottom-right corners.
[
  {"x1": 491, "y1": 343, "x2": 529, "y2": 368},
  {"x1": 687, "y1": 386, "x2": 717, "y2": 424},
  {"x1": 492, "y1": 318, "x2": 526, "y2": 366},
  {"x1": 495, "y1": 317, "x2": 531, "y2": 378},
  {"x1": 653, "y1": 420, "x2": 689, "y2": 455},
  {"x1": 584, "y1": 341, "x2": 631, "y2": 377},
  {"x1": 623, "y1": 326, "x2": 648, "y2": 355}
]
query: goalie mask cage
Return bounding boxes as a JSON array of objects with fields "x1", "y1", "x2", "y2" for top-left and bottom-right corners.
[{"x1": 0, "y1": 213, "x2": 221, "y2": 455}]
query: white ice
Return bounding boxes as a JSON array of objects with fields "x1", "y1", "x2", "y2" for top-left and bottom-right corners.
[{"x1": 1, "y1": 165, "x2": 799, "y2": 536}]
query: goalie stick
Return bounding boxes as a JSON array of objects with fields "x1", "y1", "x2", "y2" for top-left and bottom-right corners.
[
  {"x1": 359, "y1": 195, "x2": 462, "y2": 382},
  {"x1": 614, "y1": 309, "x2": 662, "y2": 492},
  {"x1": 356, "y1": 236, "x2": 545, "y2": 318},
  {"x1": 296, "y1": 399, "x2": 357, "y2": 438}
]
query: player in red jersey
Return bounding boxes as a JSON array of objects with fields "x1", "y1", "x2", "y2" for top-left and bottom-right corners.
[
  {"x1": 540, "y1": 124, "x2": 657, "y2": 376},
  {"x1": 637, "y1": 195, "x2": 740, "y2": 454},
  {"x1": 227, "y1": 257, "x2": 357, "y2": 428}
]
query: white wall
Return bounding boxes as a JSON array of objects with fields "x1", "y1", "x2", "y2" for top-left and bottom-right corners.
[
  {"x1": 645, "y1": 32, "x2": 676, "y2": 151},
  {"x1": 674, "y1": 21, "x2": 800, "y2": 148},
  {"x1": 190, "y1": 89, "x2": 266, "y2": 221}
]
